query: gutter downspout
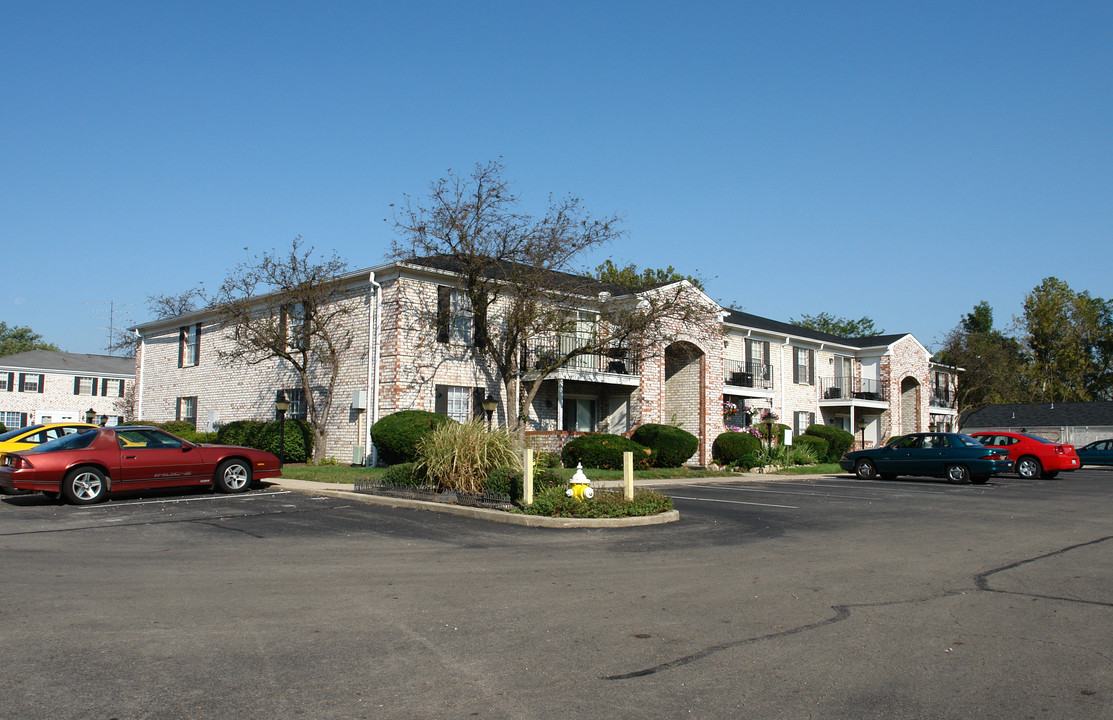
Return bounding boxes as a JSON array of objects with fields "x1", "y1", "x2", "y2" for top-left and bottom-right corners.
[
  {"x1": 135, "y1": 330, "x2": 144, "y2": 421},
  {"x1": 367, "y1": 272, "x2": 382, "y2": 466}
]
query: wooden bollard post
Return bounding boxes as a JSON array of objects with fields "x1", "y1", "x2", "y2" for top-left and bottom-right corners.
[
  {"x1": 523, "y1": 448, "x2": 534, "y2": 506},
  {"x1": 623, "y1": 451, "x2": 634, "y2": 501}
]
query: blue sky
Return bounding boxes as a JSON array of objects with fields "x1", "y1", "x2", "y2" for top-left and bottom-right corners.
[{"x1": 4, "y1": 1, "x2": 1111, "y2": 354}]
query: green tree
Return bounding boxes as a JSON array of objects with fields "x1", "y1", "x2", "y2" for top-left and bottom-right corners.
[
  {"x1": 0, "y1": 322, "x2": 59, "y2": 357},
  {"x1": 935, "y1": 301, "x2": 1027, "y2": 412},
  {"x1": 790, "y1": 312, "x2": 884, "y2": 338},
  {"x1": 594, "y1": 260, "x2": 704, "y2": 291},
  {"x1": 1022, "y1": 278, "x2": 1113, "y2": 401}
]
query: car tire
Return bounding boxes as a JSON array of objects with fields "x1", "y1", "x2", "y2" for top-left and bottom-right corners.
[
  {"x1": 1041, "y1": 471, "x2": 1059, "y2": 479},
  {"x1": 214, "y1": 459, "x2": 252, "y2": 493},
  {"x1": 855, "y1": 459, "x2": 878, "y2": 480},
  {"x1": 946, "y1": 464, "x2": 971, "y2": 484},
  {"x1": 1016, "y1": 456, "x2": 1042, "y2": 479},
  {"x1": 62, "y1": 467, "x2": 108, "y2": 505},
  {"x1": 972, "y1": 474, "x2": 990, "y2": 485}
]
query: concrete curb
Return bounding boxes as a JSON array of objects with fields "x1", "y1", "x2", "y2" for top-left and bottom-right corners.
[{"x1": 270, "y1": 478, "x2": 681, "y2": 528}]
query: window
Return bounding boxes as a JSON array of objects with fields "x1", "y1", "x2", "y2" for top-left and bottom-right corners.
[
  {"x1": 794, "y1": 411, "x2": 815, "y2": 436},
  {"x1": 0, "y1": 411, "x2": 26, "y2": 429},
  {"x1": 435, "y1": 385, "x2": 474, "y2": 423},
  {"x1": 278, "y1": 388, "x2": 308, "y2": 420},
  {"x1": 792, "y1": 347, "x2": 814, "y2": 385},
  {"x1": 281, "y1": 303, "x2": 310, "y2": 351},
  {"x1": 562, "y1": 398, "x2": 596, "y2": 432},
  {"x1": 178, "y1": 323, "x2": 201, "y2": 367},
  {"x1": 19, "y1": 373, "x2": 44, "y2": 393},
  {"x1": 74, "y1": 377, "x2": 98, "y2": 396},
  {"x1": 102, "y1": 378, "x2": 125, "y2": 397},
  {"x1": 0, "y1": 372, "x2": 11, "y2": 391},
  {"x1": 436, "y1": 287, "x2": 473, "y2": 344},
  {"x1": 176, "y1": 396, "x2": 197, "y2": 426}
]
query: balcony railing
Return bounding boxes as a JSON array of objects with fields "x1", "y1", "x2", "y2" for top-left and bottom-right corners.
[
  {"x1": 525, "y1": 333, "x2": 638, "y2": 375},
  {"x1": 819, "y1": 376, "x2": 889, "y2": 402},
  {"x1": 724, "y1": 359, "x2": 773, "y2": 390},
  {"x1": 930, "y1": 391, "x2": 956, "y2": 409}
]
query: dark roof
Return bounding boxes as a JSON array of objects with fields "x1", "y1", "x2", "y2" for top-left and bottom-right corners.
[
  {"x1": 723, "y1": 309, "x2": 910, "y2": 349},
  {"x1": 961, "y1": 402, "x2": 1113, "y2": 428},
  {"x1": 0, "y1": 350, "x2": 134, "y2": 376},
  {"x1": 405, "y1": 255, "x2": 637, "y2": 297}
]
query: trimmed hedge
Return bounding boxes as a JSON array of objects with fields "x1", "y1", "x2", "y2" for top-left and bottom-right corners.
[
  {"x1": 712, "y1": 431, "x2": 762, "y2": 465},
  {"x1": 631, "y1": 423, "x2": 698, "y2": 468},
  {"x1": 370, "y1": 410, "x2": 454, "y2": 465},
  {"x1": 561, "y1": 433, "x2": 655, "y2": 470},
  {"x1": 804, "y1": 424, "x2": 855, "y2": 462},
  {"x1": 382, "y1": 462, "x2": 424, "y2": 486}
]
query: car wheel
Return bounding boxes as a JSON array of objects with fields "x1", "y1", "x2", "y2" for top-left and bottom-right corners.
[
  {"x1": 946, "y1": 464, "x2": 971, "y2": 484},
  {"x1": 215, "y1": 459, "x2": 252, "y2": 493},
  {"x1": 971, "y1": 474, "x2": 990, "y2": 485},
  {"x1": 62, "y1": 467, "x2": 108, "y2": 505},
  {"x1": 1041, "y1": 471, "x2": 1059, "y2": 479},
  {"x1": 855, "y1": 459, "x2": 878, "y2": 480},
  {"x1": 1016, "y1": 456, "x2": 1042, "y2": 479}
]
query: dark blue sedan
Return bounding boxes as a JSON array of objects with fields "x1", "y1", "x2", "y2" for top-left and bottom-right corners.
[
  {"x1": 839, "y1": 432, "x2": 1011, "y2": 484},
  {"x1": 1077, "y1": 439, "x2": 1113, "y2": 467}
]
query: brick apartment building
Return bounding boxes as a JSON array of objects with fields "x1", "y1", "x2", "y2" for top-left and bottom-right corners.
[
  {"x1": 133, "y1": 257, "x2": 958, "y2": 465},
  {"x1": 0, "y1": 350, "x2": 134, "y2": 429}
]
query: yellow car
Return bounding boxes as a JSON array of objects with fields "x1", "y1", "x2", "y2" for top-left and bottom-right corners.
[{"x1": 0, "y1": 423, "x2": 99, "y2": 456}]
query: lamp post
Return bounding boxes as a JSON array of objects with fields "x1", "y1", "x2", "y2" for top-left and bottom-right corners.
[
  {"x1": 858, "y1": 419, "x2": 868, "y2": 450},
  {"x1": 85, "y1": 408, "x2": 96, "y2": 424},
  {"x1": 481, "y1": 395, "x2": 498, "y2": 431},
  {"x1": 275, "y1": 391, "x2": 291, "y2": 467}
]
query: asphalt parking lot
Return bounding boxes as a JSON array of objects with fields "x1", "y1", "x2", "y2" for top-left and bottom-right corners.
[{"x1": 3, "y1": 469, "x2": 1112, "y2": 719}]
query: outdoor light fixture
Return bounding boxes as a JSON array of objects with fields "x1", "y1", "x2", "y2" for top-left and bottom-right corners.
[
  {"x1": 85, "y1": 408, "x2": 96, "y2": 424},
  {"x1": 275, "y1": 391, "x2": 291, "y2": 467},
  {"x1": 481, "y1": 395, "x2": 498, "y2": 431}
]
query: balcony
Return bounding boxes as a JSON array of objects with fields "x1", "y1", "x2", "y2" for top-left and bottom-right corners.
[
  {"x1": 819, "y1": 376, "x2": 889, "y2": 402},
  {"x1": 525, "y1": 332, "x2": 638, "y2": 377},
  {"x1": 930, "y1": 391, "x2": 956, "y2": 409},
  {"x1": 724, "y1": 359, "x2": 773, "y2": 390}
]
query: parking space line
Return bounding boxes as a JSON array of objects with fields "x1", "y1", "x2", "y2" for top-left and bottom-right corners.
[
  {"x1": 108, "y1": 490, "x2": 291, "y2": 507},
  {"x1": 682, "y1": 484, "x2": 883, "y2": 501},
  {"x1": 670, "y1": 495, "x2": 797, "y2": 509}
]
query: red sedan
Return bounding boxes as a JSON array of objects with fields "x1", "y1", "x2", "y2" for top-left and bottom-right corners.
[
  {"x1": 0, "y1": 426, "x2": 281, "y2": 504},
  {"x1": 970, "y1": 431, "x2": 1080, "y2": 479}
]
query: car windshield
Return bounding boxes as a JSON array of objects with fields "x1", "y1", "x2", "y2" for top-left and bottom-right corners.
[
  {"x1": 0, "y1": 425, "x2": 41, "y2": 441},
  {"x1": 27, "y1": 429, "x2": 99, "y2": 453},
  {"x1": 1019, "y1": 433, "x2": 1053, "y2": 444},
  {"x1": 954, "y1": 434, "x2": 984, "y2": 447}
]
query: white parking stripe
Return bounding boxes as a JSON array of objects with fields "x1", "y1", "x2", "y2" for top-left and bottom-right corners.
[
  {"x1": 108, "y1": 490, "x2": 291, "y2": 507},
  {"x1": 670, "y1": 494, "x2": 797, "y2": 509},
  {"x1": 682, "y1": 483, "x2": 882, "y2": 501}
]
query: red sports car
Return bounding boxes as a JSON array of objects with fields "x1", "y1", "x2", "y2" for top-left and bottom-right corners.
[
  {"x1": 970, "y1": 431, "x2": 1080, "y2": 479},
  {"x1": 0, "y1": 426, "x2": 281, "y2": 504}
]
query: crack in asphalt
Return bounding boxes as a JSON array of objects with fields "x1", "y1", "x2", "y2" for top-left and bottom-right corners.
[{"x1": 603, "y1": 534, "x2": 1113, "y2": 680}]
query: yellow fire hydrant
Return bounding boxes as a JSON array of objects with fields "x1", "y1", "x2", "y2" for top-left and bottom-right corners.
[{"x1": 566, "y1": 463, "x2": 594, "y2": 500}]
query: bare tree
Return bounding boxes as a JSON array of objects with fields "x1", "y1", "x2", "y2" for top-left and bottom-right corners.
[
  {"x1": 108, "y1": 288, "x2": 206, "y2": 358},
  {"x1": 392, "y1": 160, "x2": 720, "y2": 439},
  {"x1": 208, "y1": 237, "x2": 353, "y2": 463}
]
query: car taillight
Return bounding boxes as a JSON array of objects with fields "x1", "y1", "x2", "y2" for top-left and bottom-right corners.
[{"x1": 3, "y1": 455, "x2": 32, "y2": 469}]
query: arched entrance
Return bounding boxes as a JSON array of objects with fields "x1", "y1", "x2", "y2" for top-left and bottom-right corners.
[
  {"x1": 664, "y1": 342, "x2": 704, "y2": 462},
  {"x1": 900, "y1": 376, "x2": 920, "y2": 434}
]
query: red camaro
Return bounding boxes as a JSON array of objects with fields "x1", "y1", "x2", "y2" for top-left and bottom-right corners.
[
  {"x1": 0, "y1": 426, "x2": 281, "y2": 504},
  {"x1": 970, "y1": 431, "x2": 1080, "y2": 479}
]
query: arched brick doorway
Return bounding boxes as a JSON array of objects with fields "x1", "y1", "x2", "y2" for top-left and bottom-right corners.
[
  {"x1": 665, "y1": 341, "x2": 704, "y2": 462},
  {"x1": 900, "y1": 376, "x2": 920, "y2": 434}
]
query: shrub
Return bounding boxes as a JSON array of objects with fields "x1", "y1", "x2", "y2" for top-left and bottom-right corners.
[
  {"x1": 484, "y1": 466, "x2": 522, "y2": 499},
  {"x1": 521, "y1": 486, "x2": 673, "y2": 518},
  {"x1": 382, "y1": 462, "x2": 424, "y2": 487},
  {"x1": 371, "y1": 410, "x2": 454, "y2": 465},
  {"x1": 535, "y1": 451, "x2": 562, "y2": 469},
  {"x1": 415, "y1": 420, "x2": 521, "y2": 494},
  {"x1": 786, "y1": 444, "x2": 819, "y2": 466},
  {"x1": 793, "y1": 434, "x2": 828, "y2": 462},
  {"x1": 253, "y1": 420, "x2": 314, "y2": 463},
  {"x1": 631, "y1": 423, "x2": 698, "y2": 468},
  {"x1": 533, "y1": 467, "x2": 564, "y2": 491},
  {"x1": 713, "y1": 431, "x2": 762, "y2": 465},
  {"x1": 804, "y1": 424, "x2": 855, "y2": 462},
  {"x1": 561, "y1": 433, "x2": 655, "y2": 470},
  {"x1": 217, "y1": 420, "x2": 258, "y2": 447},
  {"x1": 757, "y1": 422, "x2": 792, "y2": 444},
  {"x1": 0, "y1": 423, "x2": 6, "y2": 434}
]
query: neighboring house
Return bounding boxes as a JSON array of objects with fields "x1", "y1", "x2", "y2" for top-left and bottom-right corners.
[
  {"x1": 133, "y1": 257, "x2": 958, "y2": 464},
  {"x1": 961, "y1": 402, "x2": 1113, "y2": 446},
  {"x1": 0, "y1": 350, "x2": 135, "y2": 429}
]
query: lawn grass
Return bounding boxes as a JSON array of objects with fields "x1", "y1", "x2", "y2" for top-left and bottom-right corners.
[{"x1": 770, "y1": 462, "x2": 843, "y2": 476}]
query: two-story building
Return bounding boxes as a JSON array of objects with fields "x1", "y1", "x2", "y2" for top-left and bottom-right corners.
[
  {"x1": 0, "y1": 350, "x2": 134, "y2": 429},
  {"x1": 132, "y1": 257, "x2": 958, "y2": 464}
]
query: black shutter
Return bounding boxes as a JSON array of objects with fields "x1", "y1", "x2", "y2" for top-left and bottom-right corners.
[
  {"x1": 18, "y1": 374, "x2": 25, "y2": 392},
  {"x1": 92, "y1": 378, "x2": 99, "y2": 396},
  {"x1": 194, "y1": 322, "x2": 202, "y2": 363},
  {"x1": 434, "y1": 386, "x2": 448, "y2": 416},
  {"x1": 101, "y1": 379, "x2": 108, "y2": 396},
  {"x1": 5, "y1": 372, "x2": 12, "y2": 391},
  {"x1": 38, "y1": 374, "x2": 44, "y2": 393},
  {"x1": 473, "y1": 293, "x2": 488, "y2": 348},
  {"x1": 175, "y1": 398, "x2": 182, "y2": 422},
  {"x1": 808, "y1": 349, "x2": 815, "y2": 385},
  {"x1": 792, "y1": 349, "x2": 800, "y2": 384},
  {"x1": 178, "y1": 327, "x2": 186, "y2": 367},
  {"x1": 436, "y1": 287, "x2": 450, "y2": 343},
  {"x1": 473, "y1": 387, "x2": 486, "y2": 420},
  {"x1": 744, "y1": 340, "x2": 752, "y2": 366},
  {"x1": 119, "y1": 380, "x2": 126, "y2": 397},
  {"x1": 74, "y1": 377, "x2": 81, "y2": 395},
  {"x1": 20, "y1": 413, "x2": 28, "y2": 427}
]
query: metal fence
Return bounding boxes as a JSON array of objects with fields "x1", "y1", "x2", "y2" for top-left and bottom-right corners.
[
  {"x1": 353, "y1": 479, "x2": 515, "y2": 510},
  {"x1": 723, "y1": 359, "x2": 773, "y2": 389},
  {"x1": 525, "y1": 332, "x2": 638, "y2": 375},
  {"x1": 818, "y1": 376, "x2": 888, "y2": 401}
]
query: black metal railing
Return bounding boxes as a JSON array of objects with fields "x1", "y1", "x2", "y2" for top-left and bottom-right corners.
[
  {"x1": 819, "y1": 376, "x2": 889, "y2": 401},
  {"x1": 724, "y1": 359, "x2": 773, "y2": 389},
  {"x1": 525, "y1": 332, "x2": 639, "y2": 375},
  {"x1": 930, "y1": 391, "x2": 955, "y2": 409}
]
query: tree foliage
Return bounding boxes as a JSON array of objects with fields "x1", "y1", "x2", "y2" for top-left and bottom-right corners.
[
  {"x1": 391, "y1": 160, "x2": 720, "y2": 437},
  {"x1": 108, "y1": 288, "x2": 207, "y2": 358},
  {"x1": 208, "y1": 237, "x2": 353, "y2": 463},
  {"x1": 594, "y1": 260, "x2": 704, "y2": 291},
  {"x1": 0, "y1": 322, "x2": 59, "y2": 357},
  {"x1": 936, "y1": 301, "x2": 1027, "y2": 412},
  {"x1": 790, "y1": 312, "x2": 884, "y2": 338},
  {"x1": 1021, "y1": 278, "x2": 1113, "y2": 402}
]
